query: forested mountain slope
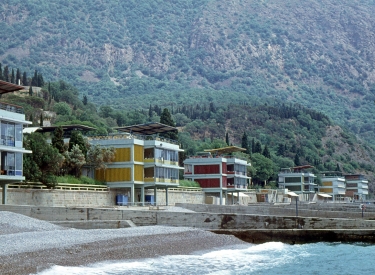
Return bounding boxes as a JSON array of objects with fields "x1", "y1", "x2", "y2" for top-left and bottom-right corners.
[{"x1": 2, "y1": 0, "x2": 375, "y2": 145}]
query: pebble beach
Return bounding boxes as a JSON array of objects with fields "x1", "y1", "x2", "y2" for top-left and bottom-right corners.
[{"x1": 0, "y1": 211, "x2": 245, "y2": 275}]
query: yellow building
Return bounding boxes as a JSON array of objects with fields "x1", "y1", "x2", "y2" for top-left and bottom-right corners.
[
  {"x1": 87, "y1": 123, "x2": 183, "y2": 206},
  {"x1": 319, "y1": 171, "x2": 346, "y2": 202}
]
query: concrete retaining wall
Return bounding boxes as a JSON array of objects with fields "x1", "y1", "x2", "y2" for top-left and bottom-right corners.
[
  {"x1": 1, "y1": 204, "x2": 375, "y2": 230},
  {"x1": 176, "y1": 203, "x2": 375, "y2": 219},
  {"x1": 0, "y1": 188, "x2": 205, "y2": 207}
]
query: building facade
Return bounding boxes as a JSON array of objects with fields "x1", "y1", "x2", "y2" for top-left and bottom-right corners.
[
  {"x1": 0, "y1": 80, "x2": 32, "y2": 204},
  {"x1": 319, "y1": 171, "x2": 346, "y2": 202},
  {"x1": 183, "y1": 147, "x2": 251, "y2": 205},
  {"x1": 87, "y1": 124, "x2": 183, "y2": 206},
  {"x1": 278, "y1": 165, "x2": 317, "y2": 201},
  {"x1": 344, "y1": 174, "x2": 369, "y2": 201}
]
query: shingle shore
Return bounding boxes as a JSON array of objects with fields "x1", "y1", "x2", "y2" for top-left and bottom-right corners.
[{"x1": 0, "y1": 211, "x2": 246, "y2": 275}]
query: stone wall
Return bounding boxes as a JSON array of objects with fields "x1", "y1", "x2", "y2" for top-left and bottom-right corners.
[{"x1": 0, "y1": 188, "x2": 205, "y2": 207}]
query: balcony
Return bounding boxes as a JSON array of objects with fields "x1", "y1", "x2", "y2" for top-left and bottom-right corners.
[
  {"x1": 227, "y1": 184, "x2": 247, "y2": 190},
  {"x1": 0, "y1": 102, "x2": 24, "y2": 114}
]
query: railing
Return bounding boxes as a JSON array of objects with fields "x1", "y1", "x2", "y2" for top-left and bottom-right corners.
[
  {"x1": 226, "y1": 184, "x2": 248, "y2": 189},
  {"x1": 0, "y1": 101, "x2": 24, "y2": 114},
  {"x1": 87, "y1": 133, "x2": 179, "y2": 145},
  {"x1": 8, "y1": 182, "x2": 108, "y2": 191}
]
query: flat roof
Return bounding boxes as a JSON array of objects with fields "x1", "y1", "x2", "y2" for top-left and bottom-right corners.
[
  {"x1": 115, "y1": 122, "x2": 177, "y2": 135},
  {"x1": 0, "y1": 80, "x2": 24, "y2": 95},
  {"x1": 204, "y1": 146, "x2": 246, "y2": 155}
]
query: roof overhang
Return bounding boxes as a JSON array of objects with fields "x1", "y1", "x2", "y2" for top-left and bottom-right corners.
[
  {"x1": 287, "y1": 191, "x2": 299, "y2": 197},
  {"x1": 0, "y1": 80, "x2": 24, "y2": 95},
  {"x1": 115, "y1": 122, "x2": 177, "y2": 135},
  {"x1": 318, "y1": 193, "x2": 332, "y2": 198},
  {"x1": 204, "y1": 146, "x2": 246, "y2": 155}
]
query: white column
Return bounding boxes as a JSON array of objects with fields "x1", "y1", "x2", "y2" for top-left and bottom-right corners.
[
  {"x1": 141, "y1": 186, "x2": 145, "y2": 206},
  {"x1": 166, "y1": 187, "x2": 169, "y2": 206}
]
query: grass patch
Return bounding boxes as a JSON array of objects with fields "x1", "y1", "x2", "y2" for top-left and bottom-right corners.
[
  {"x1": 56, "y1": 175, "x2": 105, "y2": 185},
  {"x1": 179, "y1": 180, "x2": 201, "y2": 188}
]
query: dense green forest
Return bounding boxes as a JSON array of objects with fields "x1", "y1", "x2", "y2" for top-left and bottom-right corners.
[
  {"x1": 1, "y1": 63, "x2": 374, "y2": 194},
  {"x1": 2, "y1": 0, "x2": 375, "y2": 147}
]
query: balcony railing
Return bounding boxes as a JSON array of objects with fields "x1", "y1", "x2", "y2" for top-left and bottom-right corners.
[
  {"x1": 226, "y1": 184, "x2": 247, "y2": 189},
  {"x1": 87, "y1": 133, "x2": 179, "y2": 145}
]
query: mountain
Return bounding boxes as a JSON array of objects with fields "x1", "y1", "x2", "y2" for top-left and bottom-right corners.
[{"x1": 2, "y1": 0, "x2": 375, "y2": 145}]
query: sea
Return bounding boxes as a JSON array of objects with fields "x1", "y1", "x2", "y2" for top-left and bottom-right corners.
[{"x1": 35, "y1": 242, "x2": 374, "y2": 275}]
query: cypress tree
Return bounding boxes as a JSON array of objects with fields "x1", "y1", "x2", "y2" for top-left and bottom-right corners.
[
  {"x1": 0, "y1": 63, "x2": 3, "y2": 80},
  {"x1": 31, "y1": 70, "x2": 38, "y2": 86},
  {"x1": 22, "y1": 71, "x2": 27, "y2": 85},
  {"x1": 11, "y1": 68, "x2": 15, "y2": 84},
  {"x1": 226, "y1": 132, "x2": 229, "y2": 146},
  {"x1": 16, "y1": 68, "x2": 21, "y2": 84},
  {"x1": 254, "y1": 141, "x2": 262, "y2": 154},
  {"x1": 39, "y1": 113, "x2": 44, "y2": 126},
  {"x1": 37, "y1": 73, "x2": 44, "y2": 87},
  {"x1": 52, "y1": 126, "x2": 65, "y2": 154},
  {"x1": 29, "y1": 86, "x2": 33, "y2": 96},
  {"x1": 4, "y1": 66, "x2": 9, "y2": 82},
  {"x1": 251, "y1": 138, "x2": 255, "y2": 153},
  {"x1": 160, "y1": 108, "x2": 178, "y2": 140},
  {"x1": 148, "y1": 104, "x2": 152, "y2": 118},
  {"x1": 262, "y1": 145, "x2": 271, "y2": 159},
  {"x1": 83, "y1": 95, "x2": 88, "y2": 105}
]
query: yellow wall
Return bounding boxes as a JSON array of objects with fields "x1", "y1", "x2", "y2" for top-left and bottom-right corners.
[
  {"x1": 95, "y1": 168, "x2": 131, "y2": 182},
  {"x1": 134, "y1": 164, "x2": 144, "y2": 181},
  {"x1": 134, "y1": 145, "x2": 144, "y2": 162},
  {"x1": 320, "y1": 188, "x2": 333, "y2": 193},
  {"x1": 114, "y1": 148, "x2": 131, "y2": 162},
  {"x1": 322, "y1": 181, "x2": 333, "y2": 186}
]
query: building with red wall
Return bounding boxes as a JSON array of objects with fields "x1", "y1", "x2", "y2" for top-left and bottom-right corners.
[{"x1": 183, "y1": 146, "x2": 251, "y2": 205}]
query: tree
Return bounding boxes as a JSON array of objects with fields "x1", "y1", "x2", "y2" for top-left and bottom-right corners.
[
  {"x1": 262, "y1": 145, "x2": 271, "y2": 159},
  {"x1": 39, "y1": 113, "x2": 44, "y2": 126},
  {"x1": 29, "y1": 86, "x2": 33, "y2": 96},
  {"x1": 31, "y1": 70, "x2": 38, "y2": 86},
  {"x1": 64, "y1": 144, "x2": 86, "y2": 178},
  {"x1": 250, "y1": 153, "x2": 274, "y2": 186},
  {"x1": 294, "y1": 153, "x2": 300, "y2": 166},
  {"x1": 53, "y1": 102, "x2": 71, "y2": 115},
  {"x1": 83, "y1": 95, "x2": 88, "y2": 105},
  {"x1": 251, "y1": 138, "x2": 255, "y2": 153},
  {"x1": 225, "y1": 132, "x2": 229, "y2": 146},
  {"x1": 69, "y1": 131, "x2": 88, "y2": 157},
  {"x1": 254, "y1": 141, "x2": 262, "y2": 154},
  {"x1": 10, "y1": 69, "x2": 15, "y2": 84},
  {"x1": 241, "y1": 132, "x2": 251, "y2": 154},
  {"x1": 37, "y1": 73, "x2": 44, "y2": 87},
  {"x1": 86, "y1": 144, "x2": 115, "y2": 178},
  {"x1": 160, "y1": 108, "x2": 178, "y2": 140},
  {"x1": 52, "y1": 126, "x2": 65, "y2": 154},
  {"x1": 16, "y1": 68, "x2": 21, "y2": 84},
  {"x1": 277, "y1": 143, "x2": 285, "y2": 156},
  {"x1": 148, "y1": 104, "x2": 153, "y2": 119},
  {"x1": 335, "y1": 163, "x2": 341, "y2": 172},
  {"x1": 23, "y1": 132, "x2": 64, "y2": 188},
  {"x1": 0, "y1": 63, "x2": 3, "y2": 80},
  {"x1": 3, "y1": 66, "x2": 9, "y2": 82},
  {"x1": 22, "y1": 71, "x2": 27, "y2": 85}
]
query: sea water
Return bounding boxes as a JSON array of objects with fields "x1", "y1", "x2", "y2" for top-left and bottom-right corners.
[{"x1": 35, "y1": 242, "x2": 375, "y2": 275}]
